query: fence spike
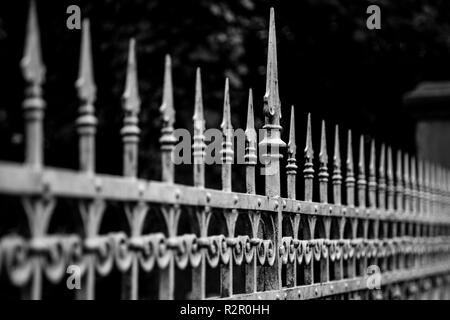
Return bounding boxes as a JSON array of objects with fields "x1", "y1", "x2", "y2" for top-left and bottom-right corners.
[
  {"x1": 417, "y1": 158, "x2": 424, "y2": 216},
  {"x1": 303, "y1": 113, "x2": 314, "y2": 202},
  {"x1": 193, "y1": 68, "x2": 205, "y2": 188},
  {"x1": 259, "y1": 7, "x2": 285, "y2": 199},
  {"x1": 403, "y1": 153, "x2": 411, "y2": 213},
  {"x1": 221, "y1": 78, "x2": 233, "y2": 192},
  {"x1": 395, "y1": 150, "x2": 404, "y2": 212},
  {"x1": 121, "y1": 38, "x2": 141, "y2": 178},
  {"x1": 21, "y1": 0, "x2": 46, "y2": 169},
  {"x1": 410, "y1": 156, "x2": 418, "y2": 214},
  {"x1": 160, "y1": 55, "x2": 175, "y2": 129},
  {"x1": 245, "y1": 89, "x2": 257, "y2": 194},
  {"x1": 160, "y1": 54, "x2": 177, "y2": 183},
  {"x1": 368, "y1": 139, "x2": 376, "y2": 209},
  {"x1": 76, "y1": 19, "x2": 97, "y2": 173},
  {"x1": 426, "y1": 160, "x2": 431, "y2": 217},
  {"x1": 263, "y1": 7, "x2": 280, "y2": 122},
  {"x1": 378, "y1": 143, "x2": 386, "y2": 210},
  {"x1": 21, "y1": 0, "x2": 45, "y2": 87},
  {"x1": 286, "y1": 106, "x2": 297, "y2": 199},
  {"x1": 319, "y1": 120, "x2": 329, "y2": 203},
  {"x1": 387, "y1": 146, "x2": 395, "y2": 211},
  {"x1": 332, "y1": 125, "x2": 342, "y2": 205},
  {"x1": 357, "y1": 135, "x2": 366, "y2": 208},
  {"x1": 345, "y1": 130, "x2": 355, "y2": 206}
]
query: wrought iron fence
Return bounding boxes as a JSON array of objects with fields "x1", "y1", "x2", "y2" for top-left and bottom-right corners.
[{"x1": 0, "y1": 2, "x2": 450, "y2": 300}]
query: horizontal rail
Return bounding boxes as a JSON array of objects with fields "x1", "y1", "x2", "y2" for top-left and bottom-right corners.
[{"x1": 0, "y1": 161, "x2": 449, "y2": 225}]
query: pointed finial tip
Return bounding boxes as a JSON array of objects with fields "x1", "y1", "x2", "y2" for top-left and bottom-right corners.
[{"x1": 22, "y1": 0, "x2": 45, "y2": 84}]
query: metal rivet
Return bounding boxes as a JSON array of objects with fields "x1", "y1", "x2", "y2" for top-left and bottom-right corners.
[
  {"x1": 206, "y1": 193, "x2": 211, "y2": 203},
  {"x1": 258, "y1": 199, "x2": 262, "y2": 207},
  {"x1": 283, "y1": 200, "x2": 287, "y2": 208},
  {"x1": 342, "y1": 208, "x2": 347, "y2": 215},
  {"x1": 138, "y1": 182, "x2": 145, "y2": 196},
  {"x1": 175, "y1": 189, "x2": 181, "y2": 200},
  {"x1": 258, "y1": 295, "x2": 262, "y2": 300},
  {"x1": 95, "y1": 178, "x2": 102, "y2": 192},
  {"x1": 275, "y1": 294, "x2": 281, "y2": 300},
  {"x1": 233, "y1": 196, "x2": 238, "y2": 205},
  {"x1": 298, "y1": 290, "x2": 302, "y2": 298},
  {"x1": 314, "y1": 205, "x2": 318, "y2": 213},
  {"x1": 329, "y1": 206, "x2": 333, "y2": 214},
  {"x1": 274, "y1": 202, "x2": 279, "y2": 210},
  {"x1": 284, "y1": 293, "x2": 288, "y2": 300},
  {"x1": 314, "y1": 288, "x2": 319, "y2": 296},
  {"x1": 297, "y1": 204, "x2": 301, "y2": 211},
  {"x1": 345, "y1": 283, "x2": 349, "y2": 289}
]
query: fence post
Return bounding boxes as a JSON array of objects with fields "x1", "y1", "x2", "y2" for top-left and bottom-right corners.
[{"x1": 257, "y1": 7, "x2": 285, "y2": 291}]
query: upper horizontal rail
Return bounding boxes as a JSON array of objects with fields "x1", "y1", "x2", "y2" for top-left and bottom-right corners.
[{"x1": 0, "y1": 161, "x2": 448, "y2": 225}]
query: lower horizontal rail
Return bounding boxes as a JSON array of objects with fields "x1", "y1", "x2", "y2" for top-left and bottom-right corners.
[{"x1": 215, "y1": 264, "x2": 450, "y2": 300}]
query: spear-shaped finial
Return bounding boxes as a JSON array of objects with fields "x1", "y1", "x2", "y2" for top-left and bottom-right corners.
[
  {"x1": 357, "y1": 135, "x2": 367, "y2": 208},
  {"x1": 221, "y1": 78, "x2": 233, "y2": 192},
  {"x1": 193, "y1": 68, "x2": 205, "y2": 187},
  {"x1": 76, "y1": 19, "x2": 96, "y2": 106},
  {"x1": 368, "y1": 139, "x2": 376, "y2": 208},
  {"x1": 303, "y1": 113, "x2": 314, "y2": 201},
  {"x1": 160, "y1": 54, "x2": 175, "y2": 128},
  {"x1": 286, "y1": 106, "x2": 297, "y2": 199},
  {"x1": 378, "y1": 143, "x2": 387, "y2": 210},
  {"x1": 122, "y1": 38, "x2": 140, "y2": 114},
  {"x1": 387, "y1": 146, "x2": 395, "y2": 211},
  {"x1": 193, "y1": 68, "x2": 205, "y2": 134},
  {"x1": 121, "y1": 38, "x2": 141, "y2": 178},
  {"x1": 259, "y1": 8, "x2": 285, "y2": 198},
  {"x1": 21, "y1": 0, "x2": 46, "y2": 169},
  {"x1": 76, "y1": 19, "x2": 97, "y2": 173},
  {"x1": 287, "y1": 106, "x2": 297, "y2": 161},
  {"x1": 395, "y1": 150, "x2": 404, "y2": 212},
  {"x1": 245, "y1": 89, "x2": 257, "y2": 194},
  {"x1": 263, "y1": 7, "x2": 281, "y2": 122},
  {"x1": 332, "y1": 125, "x2": 342, "y2": 205},
  {"x1": 403, "y1": 153, "x2": 411, "y2": 212},
  {"x1": 221, "y1": 78, "x2": 232, "y2": 132},
  {"x1": 21, "y1": 0, "x2": 45, "y2": 86},
  {"x1": 159, "y1": 54, "x2": 177, "y2": 183},
  {"x1": 346, "y1": 130, "x2": 355, "y2": 206},
  {"x1": 410, "y1": 156, "x2": 418, "y2": 214},
  {"x1": 319, "y1": 120, "x2": 329, "y2": 203}
]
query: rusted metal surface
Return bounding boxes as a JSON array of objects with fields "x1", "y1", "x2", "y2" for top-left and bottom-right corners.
[{"x1": 0, "y1": 3, "x2": 450, "y2": 300}]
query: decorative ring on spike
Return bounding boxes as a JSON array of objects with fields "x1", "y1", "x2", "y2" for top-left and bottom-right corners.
[
  {"x1": 322, "y1": 239, "x2": 330, "y2": 259},
  {"x1": 134, "y1": 234, "x2": 158, "y2": 272},
  {"x1": 62, "y1": 235, "x2": 86, "y2": 275},
  {"x1": 313, "y1": 239, "x2": 322, "y2": 262},
  {"x1": 329, "y1": 240, "x2": 337, "y2": 262},
  {"x1": 187, "y1": 235, "x2": 202, "y2": 268},
  {"x1": 85, "y1": 236, "x2": 114, "y2": 276},
  {"x1": 110, "y1": 232, "x2": 133, "y2": 273},
  {"x1": 295, "y1": 240, "x2": 304, "y2": 265},
  {"x1": 264, "y1": 240, "x2": 276, "y2": 266},
  {"x1": 257, "y1": 239, "x2": 266, "y2": 265},
  {"x1": 39, "y1": 237, "x2": 66, "y2": 284},
  {"x1": 279, "y1": 237, "x2": 290, "y2": 264},
  {"x1": 205, "y1": 236, "x2": 220, "y2": 268},
  {"x1": 218, "y1": 235, "x2": 231, "y2": 265},
  {"x1": 304, "y1": 241, "x2": 313, "y2": 265},
  {"x1": 243, "y1": 236, "x2": 254, "y2": 264},
  {"x1": 167, "y1": 235, "x2": 188, "y2": 270},
  {"x1": 155, "y1": 234, "x2": 171, "y2": 269},
  {"x1": 2, "y1": 235, "x2": 33, "y2": 287}
]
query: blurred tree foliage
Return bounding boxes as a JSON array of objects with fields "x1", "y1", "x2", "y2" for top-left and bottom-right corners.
[{"x1": 0, "y1": 0, "x2": 449, "y2": 191}]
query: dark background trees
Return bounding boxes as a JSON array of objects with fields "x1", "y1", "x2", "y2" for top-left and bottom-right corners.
[{"x1": 1, "y1": 0, "x2": 450, "y2": 192}]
